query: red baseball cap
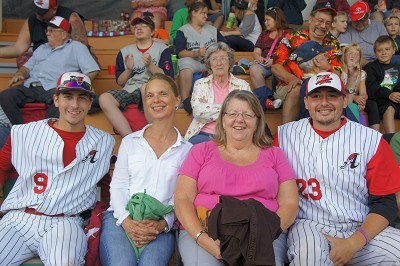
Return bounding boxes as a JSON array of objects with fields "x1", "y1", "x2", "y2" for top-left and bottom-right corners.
[
  {"x1": 33, "y1": 0, "x2": 57, "y2": 15},
  {"x1": 306, "y1": 72, "x2": 346, "y2": 96},
  {"x1": 46, "y1": 16, "x2": 71, "y2": 32},
  {"x1": 350, "y1": 1, "x2": 370, "y2": 22}
]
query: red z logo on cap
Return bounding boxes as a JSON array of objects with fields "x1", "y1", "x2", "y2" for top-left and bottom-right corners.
[
  {"x1": 315, "y1": 74, "x2": 333, "y2": 85},
  {"x1": 36, "y1": 0, "x2": 44, "y2": 6}
]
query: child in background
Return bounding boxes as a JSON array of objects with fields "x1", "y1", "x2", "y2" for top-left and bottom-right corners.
[
  {"x1": 330, "y1": 11, "x2": 348, "y2": 38},
  {"x1": 250, "y1": 7, "x2": 291, "y2": 109},
  {"x1": 220, "y1": 0, "x2": 261, "y2": 51},
  {"x1": 143, "y1": 12, "x2": 170, "y2": 44},
  {"x1": 385, "y1": 15, "x2": 400, "y2": 54},
  {"x1": 364, "y1": 35, "x2": 400, "y2": 133},
  {"x1": 342, "y1": 44, "x2": 380, "y2": 130}
]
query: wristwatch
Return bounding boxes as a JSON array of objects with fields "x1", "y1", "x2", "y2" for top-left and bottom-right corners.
[
  {"x1": 163, "y1": 224, "x2": 169, "y2": 233},
  {"x1": 346, "y1": 87, "x2": 355, "y2": 94}
]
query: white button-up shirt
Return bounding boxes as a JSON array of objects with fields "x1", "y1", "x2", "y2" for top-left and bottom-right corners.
[{"x1": 109, "y1": 124, "x2": 192, "y2": 229}]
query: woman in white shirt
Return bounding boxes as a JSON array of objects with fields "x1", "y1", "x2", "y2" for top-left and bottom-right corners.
[{"x1": 99, "y1": 73, "x2": 192, "y2": 265}]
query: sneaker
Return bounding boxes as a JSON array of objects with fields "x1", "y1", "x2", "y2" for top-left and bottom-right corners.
[
  {"x1": 273, "y1": 99, "x2": 282, "y2": 109},
  {"x1": 265, "y1": 99, "x2": 282, "y2": 109}
]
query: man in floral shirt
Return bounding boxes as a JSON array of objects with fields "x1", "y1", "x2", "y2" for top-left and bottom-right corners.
[{"x1": 271, "y1": 2, "x2": 342, "y2": 123}]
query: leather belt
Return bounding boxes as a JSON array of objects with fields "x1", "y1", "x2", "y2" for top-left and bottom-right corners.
[
  {"x1": 30, "y1": 82, "x2": 42, "y2": 87},
  {"x1": 24, "y1": 207, "x2": 76, "y2": 217}
]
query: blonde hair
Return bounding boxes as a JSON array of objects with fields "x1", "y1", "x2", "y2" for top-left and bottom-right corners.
[
  {"x1": 385, "y1": 15, "x2": 400, "y2": 25},
  {"x1": 342, "y1": 44, "x2": 362, "y2": 74},
  {"x1": 213, "y1": 90, "x2": 272, "y2": 148},
  {"x1": 333, "y1": 11, "x2": 347, "y2": 23}
]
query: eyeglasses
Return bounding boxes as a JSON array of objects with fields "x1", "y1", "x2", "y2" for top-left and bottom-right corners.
[
  {"x1": 313, "y1": 17, "x2": 332, "y2": 27},
  {"x1": 210, "y1": 56, "x2": 229, "y2": 63},
  {"x1": 45, "y1": 28, "x2": 64, "y2": 34},
  {"x1": 224, "y1": 112, "x2": 257, "y2": 120},
  {"x1": 133, "y1": 23, "x2": 149, "y2": 29}
]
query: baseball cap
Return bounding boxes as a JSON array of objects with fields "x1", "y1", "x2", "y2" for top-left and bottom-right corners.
[
  {"x1": 33, "y1": 0, "x2": 57, "y2": 15},
  {"x1": 306, "y1": 72, "x2": 346, "y2": 96},
  {"x1": 56, "y1": 72, "x2": 95, "y2": 97},
  {"x1": 296, "y1": 40, "x2": 332, "y2": 64},
  {"x1": 131, "y1": 15, "x2": 155, "y2": 30},
  {"x1": 46, "y1": 16, "x2": 71, "y2": 32},
  {"x1": 349, "y1": 1, "x2": 370, "y2": 22},
  {"x1": 311, "y1": 1, "x2": 337, "y2": 16}
]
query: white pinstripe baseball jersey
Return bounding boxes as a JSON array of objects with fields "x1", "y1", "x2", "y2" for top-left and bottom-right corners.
[
  {"x1": 278, "y1": 118, "x2": 382, "y2": 229},
  {"x1": 1, "y1": 119, "x2": 115, "y2": 216}
]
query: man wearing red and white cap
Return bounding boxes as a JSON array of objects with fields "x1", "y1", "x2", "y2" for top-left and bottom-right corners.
[
  {"x1": 339, "y1": 0, "x2": 388, "y2": 63},
  {"x1": 275, "y1": 72, "x2": 400, "y2": 265},
  {"x1": 0, "y1": 16, "x2": 99, "y2": 128},
  {"x1": 0, "y1": 0, "x2": 90, "y2": 64},
  {"x1": 0, "y1": 72, "x2": 114, "y2": 265}
]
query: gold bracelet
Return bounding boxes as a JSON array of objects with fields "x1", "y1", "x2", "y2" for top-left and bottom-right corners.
[{"x1": 194, "y1": 230, "x2": 207, "y2": 244}]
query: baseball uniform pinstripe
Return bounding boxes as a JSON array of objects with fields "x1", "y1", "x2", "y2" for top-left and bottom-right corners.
[
  {"x1": 0, "y1": 119, "x2": 114, "y2": 265},
  {"x1": 278, "y1": 118, "x2": 400, "y2": 266}
]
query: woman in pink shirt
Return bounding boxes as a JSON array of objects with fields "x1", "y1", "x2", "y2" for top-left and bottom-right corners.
[
  {"x1": 175, "y1": 90, "x2": 299, "y2": 265},
  {"x1": 185, "y1": 42, "x2": 251, "y2": 144}
]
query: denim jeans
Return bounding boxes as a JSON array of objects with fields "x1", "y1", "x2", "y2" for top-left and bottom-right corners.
[
  {"x1": 188, "y1": 132, "x2": 214, "y2": 145},
  {"x1": 99, "y1": 211, "x2": 175, "y2": 266}
]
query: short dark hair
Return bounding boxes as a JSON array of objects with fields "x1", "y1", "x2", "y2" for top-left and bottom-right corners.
[{"x1": 374, "y1": 35, "x2": 396, "y2": 51}]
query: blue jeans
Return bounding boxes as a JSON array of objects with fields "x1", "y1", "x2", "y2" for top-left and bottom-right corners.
[
  {"x1": 188, "y1": 131, "x2": 214, "y2": 145},
  {"x1": 99, "y1": 211, "x2": 175, "y2": 266}
]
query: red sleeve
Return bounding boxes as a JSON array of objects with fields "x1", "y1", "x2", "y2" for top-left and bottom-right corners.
[
  {"x1": 0, "y1": 136, "x2": 13, "y2": 186},
  {"x1": 366, "y1": 138, "x2": 400, "y2": 195},
  {"x1": 273, "y1": 132, "x2": 279, "y2": 147}
]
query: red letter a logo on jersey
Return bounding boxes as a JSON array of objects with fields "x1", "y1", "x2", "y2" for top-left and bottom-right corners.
[
  {"x1": 82, "y1": 150, "x2": 98, "y2": 163},
  {"x1": 340, "y1": 153, "x2": 360, "y2": 169}
]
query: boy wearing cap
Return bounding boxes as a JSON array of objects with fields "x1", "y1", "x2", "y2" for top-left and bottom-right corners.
[
  {"x1": 0, "y1": 0, "x2": 90, "y2": 64},
  {"x1": 364, "y1": 35, "x2": 400, "y2": 133},
  {"x1": 0, "y1": 72, "x2": 114, "y2": 265},
  {"x1": 99, "y1": 14, "x2": 173, "y2": 137},
  {"x1": 339, "y1": 0, "x2": 387, "y2": 63},
  {"x1": 0, "y1": 16, "x2": 99, "y2": 128},
  {"x1": 271, "y1": 2, "x2": 342, "y2": 123},
  {"x1": 275, "y1": 72, "x2": 400, "y2": 265}
]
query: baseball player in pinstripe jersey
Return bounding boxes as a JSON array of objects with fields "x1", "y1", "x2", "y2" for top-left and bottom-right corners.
[
  {"x1": 0, "y1": 72, "x2": 114, "y2": 266},
  {"x1": 275, "y1": 72, "x2": 400, "y2": 265}
]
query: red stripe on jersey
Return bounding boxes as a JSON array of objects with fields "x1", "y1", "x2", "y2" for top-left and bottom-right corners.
[{"x1": 366, "y1": 138, "x2": 400, "y2": 195}]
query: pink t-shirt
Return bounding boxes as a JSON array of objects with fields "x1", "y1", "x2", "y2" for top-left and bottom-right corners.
[
  {"x1": 179, "y1": 141, "x2": 296, "y2": 213},
  {"x1": 202, "y1": 78, "x2": 230, "y2": 134}
]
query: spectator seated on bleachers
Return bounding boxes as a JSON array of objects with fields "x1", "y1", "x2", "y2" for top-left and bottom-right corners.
[
  {"x1": 329, "y1": 10, "x2": 348, "y2": 38},
  {"x1": 0, "y1": 0, "x2": 97, "y2": 68},
  {"x1": 249, "y1": 7, "x2": 291, "y2": 110},
  {"x1": 339, "y1": 1, "x2": 387, "y2": 65},
  {"x1": 185, "y1": 42, "x2": 251, "y2": 144},
  {"x1": 169, "y1": 0, "x2": 199, "y2": 44},
  {"x1": 364, "y1": 35, "x2": 400, "y2": 134},
  {"x1": 271, "y1": 2, "x2": 342, "y2": 123},
  {"x1": 220, "y1": 0, "x2": 261, "y2": 52},
  {"x1": 175, "y1": 2, "x2": 224, "y2": 101},
  {"x1": 0, "y1": 16, "x2": 99, "y2": 129},
  {"x1": 99, "y1": 15, "x2": 173, "y2": 137}
]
